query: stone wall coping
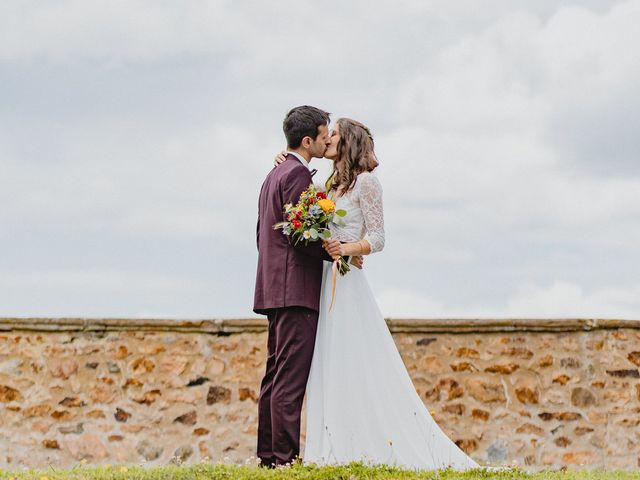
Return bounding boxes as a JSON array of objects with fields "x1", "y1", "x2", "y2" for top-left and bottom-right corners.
[{"x1": 0, "y1": 317, "x2": 638, "y2": 334}]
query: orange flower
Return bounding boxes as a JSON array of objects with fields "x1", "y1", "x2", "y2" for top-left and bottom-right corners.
[{"x1": 317, "y1": 199, "x2": 335, "y2": 213}]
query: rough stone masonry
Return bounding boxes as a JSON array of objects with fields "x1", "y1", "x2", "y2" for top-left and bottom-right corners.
[{"x1": 1, "y1": 317, "x2": 639, "y2": 470}]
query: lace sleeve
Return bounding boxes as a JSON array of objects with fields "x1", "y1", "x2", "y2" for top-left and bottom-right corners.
[{"x1": 358, "y1": 173, "x2": 385, "y2": 253}]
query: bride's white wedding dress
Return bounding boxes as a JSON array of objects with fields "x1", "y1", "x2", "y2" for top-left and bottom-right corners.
[{"x1": 304, "y1": 172, "x2": 478, "y2": 470}]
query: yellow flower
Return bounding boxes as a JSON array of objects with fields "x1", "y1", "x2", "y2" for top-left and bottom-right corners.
[
  {"x1": 120, "y1": 466, "x2": 128, "y2": 473},
  {"x1": 317, "y1": 199, "x2": 335, "y2": 213}
]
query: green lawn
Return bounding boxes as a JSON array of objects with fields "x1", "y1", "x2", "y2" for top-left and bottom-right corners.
[{"x1": 1, "y1": 464, "x2": 640, "y2": 480}]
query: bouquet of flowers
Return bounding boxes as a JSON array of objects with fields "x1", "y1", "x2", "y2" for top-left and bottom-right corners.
[{"x1": 274, "y1": 184, "x2": 350, "y2": 275}]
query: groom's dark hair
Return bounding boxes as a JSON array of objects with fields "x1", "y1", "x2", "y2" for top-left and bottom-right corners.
[{"x1": 283, "y1": 106, "x2": 330, "y2": 149}]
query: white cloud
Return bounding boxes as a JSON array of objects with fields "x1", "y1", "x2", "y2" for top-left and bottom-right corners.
[
  {"x1": 0, "y1": 0, "x2": 638, "y2": 319},
  {"x1": 0, "y1": 122, "x2": 279, "y2": 239},
  {"x1": 0, "y1": 268, "x2": 215, "y2": 318},
  {"x1": 379, "y1": 282, "x2": 640, "y2": 319},
  {"x1": 394, "y1": 1, "x2": 640, "y2": 175},
  {"x1": 505, "y1": 281, "x2": 640, "y2": 318},
  {"x1": 378, "y1": 288, "x2": 449, "y2": 318},
  {"x1": 0, "y1": 0, "x2": 237, "y2": 62},
  {"x1": 381, "y1": 0, "x2": 640, "y2": 260}
]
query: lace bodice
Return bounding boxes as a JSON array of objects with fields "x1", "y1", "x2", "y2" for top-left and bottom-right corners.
[{"x1": 326, "y1": 172, "x2": 385, "y2": 253}]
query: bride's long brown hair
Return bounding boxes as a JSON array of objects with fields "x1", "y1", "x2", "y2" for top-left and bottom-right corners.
[{"x1": 325, "y1": 118, "x2": 379, "y2": 196}]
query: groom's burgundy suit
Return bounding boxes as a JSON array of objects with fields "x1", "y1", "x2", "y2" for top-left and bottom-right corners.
[{"x1": 254, "y1": 154, "x2": 331, "y2": 466}]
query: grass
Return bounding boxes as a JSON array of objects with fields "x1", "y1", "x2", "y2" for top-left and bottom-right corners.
[{"x1": 1, "y1": 463, "x2": 640, "y2": 480}]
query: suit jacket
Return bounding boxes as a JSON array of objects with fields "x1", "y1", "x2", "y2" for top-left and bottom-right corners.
[{"x1": 253, "y1": 155, "x2": 331, "y2": 314}]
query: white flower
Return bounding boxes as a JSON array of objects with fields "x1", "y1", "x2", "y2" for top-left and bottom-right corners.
[
  {"x1": 309, "y1": 205, "x2": 322, "y2": 216},
  {"x1": 303, "y1": 230, "x2": 311, "y2": 240}
]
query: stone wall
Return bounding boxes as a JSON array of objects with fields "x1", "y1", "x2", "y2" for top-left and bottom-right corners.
[{"x1": 1, "y1": 317, "x2": 640, "y2": 470}]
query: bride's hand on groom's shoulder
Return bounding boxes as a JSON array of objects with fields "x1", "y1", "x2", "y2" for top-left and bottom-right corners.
[{"x1": 273, "y1": 151, "x2": 287, "y2": 166}]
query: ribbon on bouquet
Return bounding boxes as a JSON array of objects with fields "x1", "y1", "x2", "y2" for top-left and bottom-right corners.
[{"x1": 329, "y1": 259, "x2": 339, "y2": 312}]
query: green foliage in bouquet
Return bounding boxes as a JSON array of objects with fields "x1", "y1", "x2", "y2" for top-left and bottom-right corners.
[{"x1": 274, "y1": 184, "x2": 350, "y2": 274}]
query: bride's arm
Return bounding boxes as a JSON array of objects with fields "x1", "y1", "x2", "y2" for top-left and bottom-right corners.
[
  {"x1": 325, "y1": 239, "x2": 372, "y2": 257},
  {"x1": 324, "y1": 173, "x2": 385, "y2": 258}
]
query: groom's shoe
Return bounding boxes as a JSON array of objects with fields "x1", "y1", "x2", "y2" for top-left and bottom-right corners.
[{"x1": 258, "y1": 457, "x2": 276, "y2": 469}]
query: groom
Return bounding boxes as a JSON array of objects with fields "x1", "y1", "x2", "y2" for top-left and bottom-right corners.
[{"x1": 253, "y1": 106, "x2": 338, "y2": 467}]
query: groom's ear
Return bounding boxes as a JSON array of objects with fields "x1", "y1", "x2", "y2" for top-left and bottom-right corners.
[{"x1": 300, "y1": 136, "x2": 312, "y2": 149}]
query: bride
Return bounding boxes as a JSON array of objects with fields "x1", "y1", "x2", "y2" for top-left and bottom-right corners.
[{"x1": 275, "y1": 118, "x2": 479, "y2": 470}]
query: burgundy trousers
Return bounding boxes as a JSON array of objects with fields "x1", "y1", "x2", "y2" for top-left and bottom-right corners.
[{"x1": 257, "y1": 306, "x2": 319, "y2": 466}]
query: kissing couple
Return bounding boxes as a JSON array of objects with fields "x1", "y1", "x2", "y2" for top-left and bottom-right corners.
[{"x1": 253, "y1": 105, "x2": 478, "y2": 470}]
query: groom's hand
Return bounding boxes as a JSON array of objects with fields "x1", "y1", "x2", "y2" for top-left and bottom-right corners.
[
  {"x1": 323, "y1": 239, "x2": 343, "y2": 260},
  {"x1": 350, "y1": 256, "x2": 364, "y2": 269}
]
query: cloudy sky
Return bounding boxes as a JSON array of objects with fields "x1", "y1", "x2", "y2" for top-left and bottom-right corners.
[{"x1": 1, "y1": 0, "x2": 639, "y2": 319}]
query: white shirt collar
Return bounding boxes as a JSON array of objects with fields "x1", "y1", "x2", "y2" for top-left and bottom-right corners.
[{"x1": 287, "y1": 151, "x2": 310, "y2": 169}]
